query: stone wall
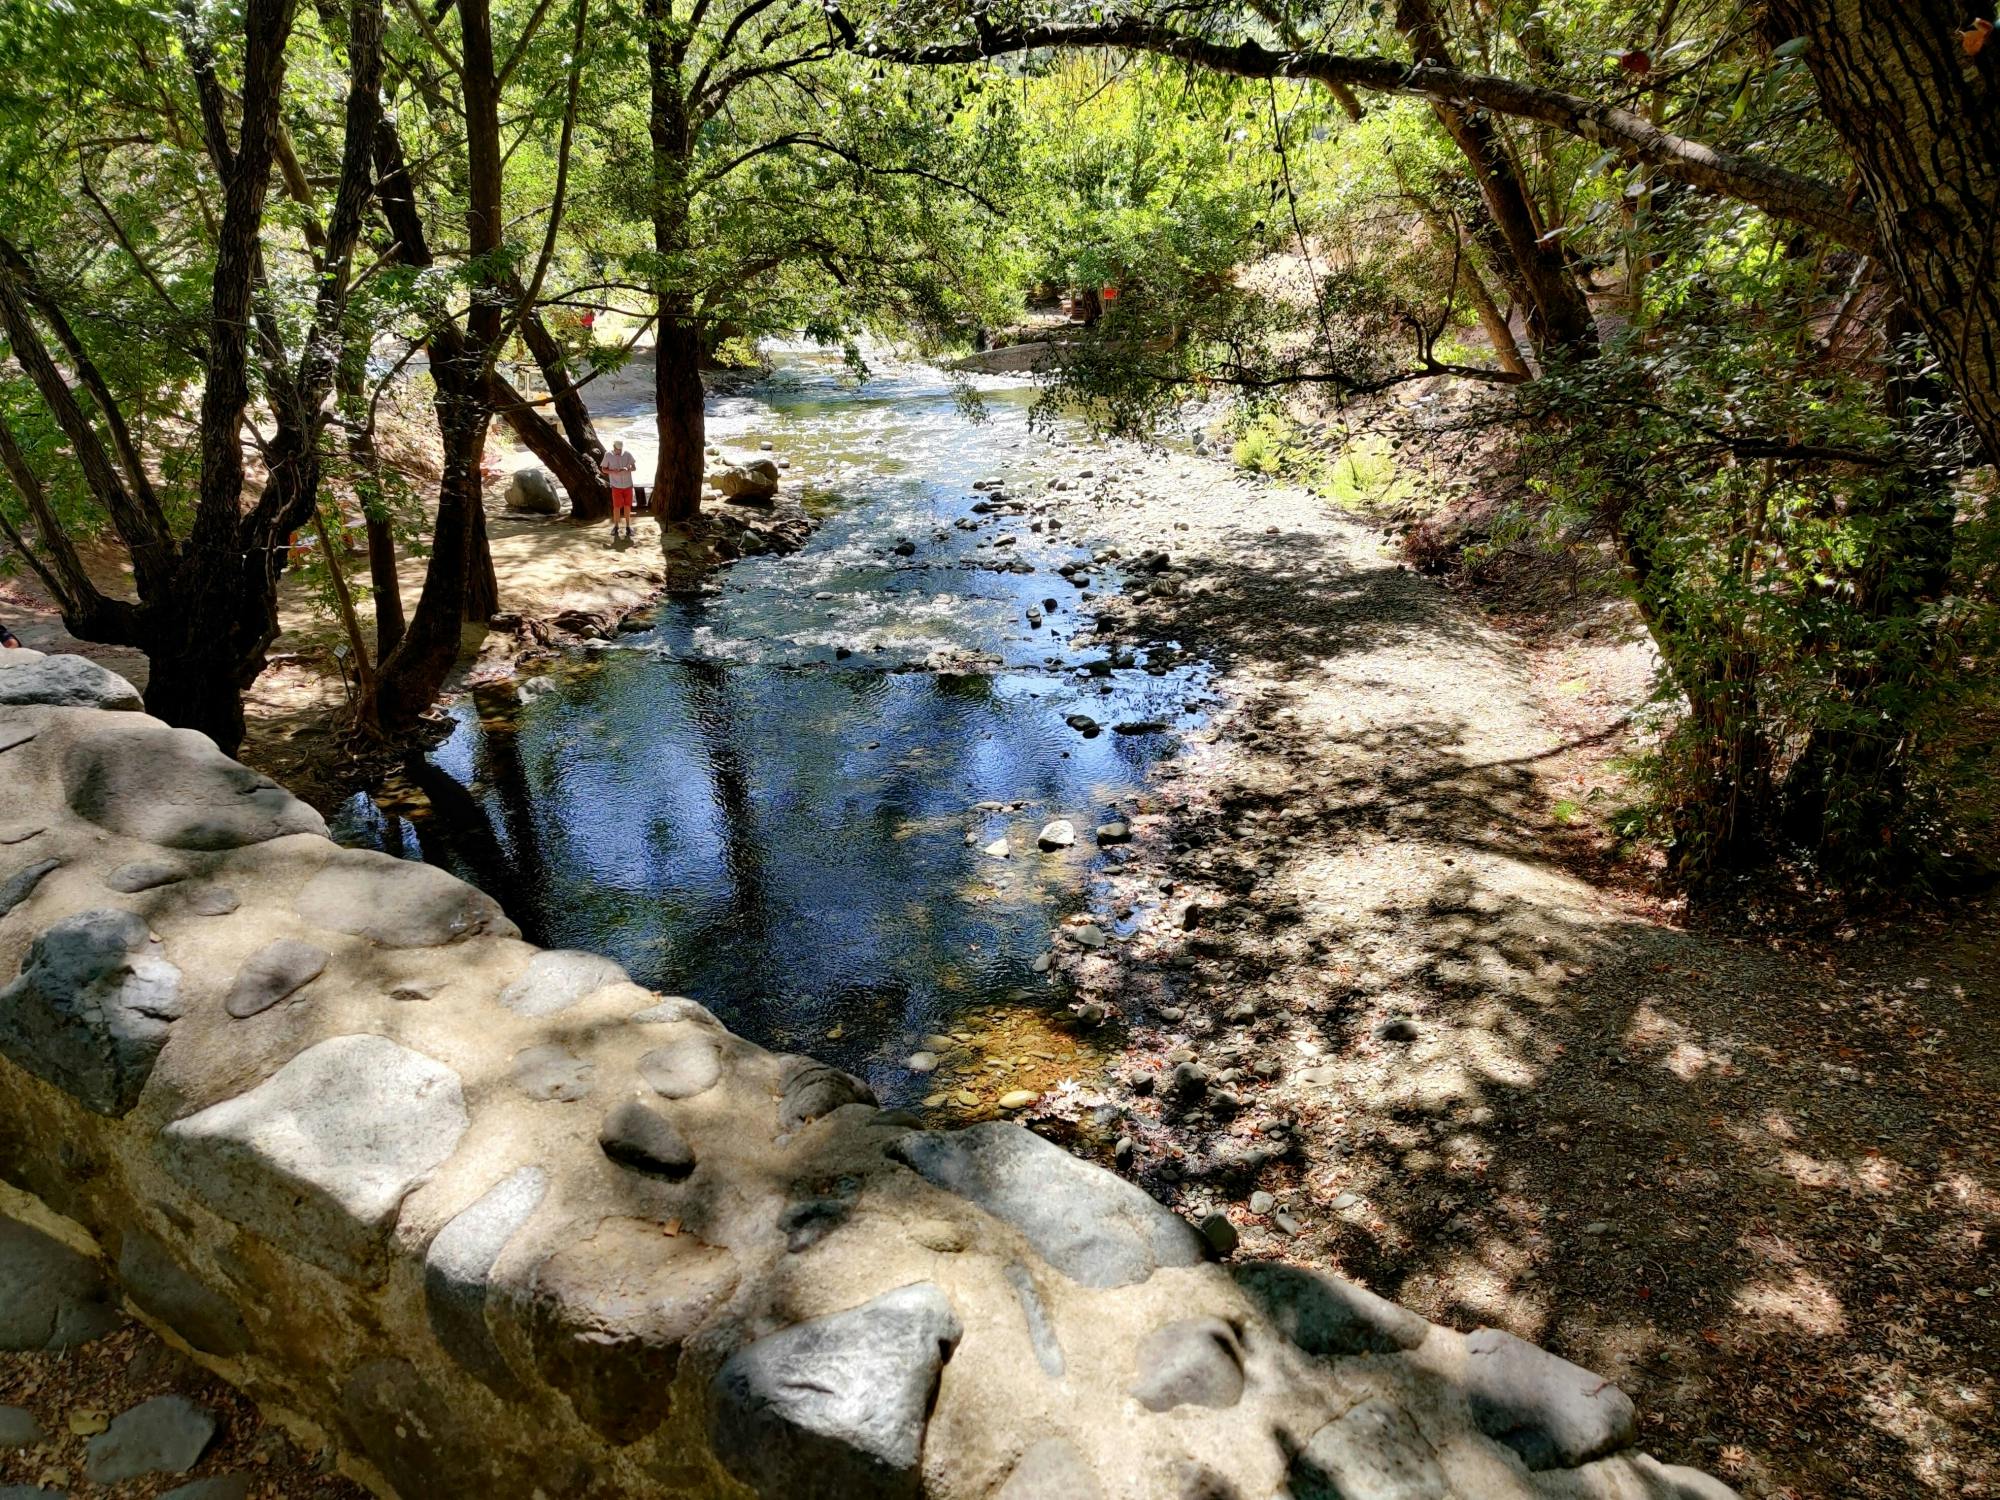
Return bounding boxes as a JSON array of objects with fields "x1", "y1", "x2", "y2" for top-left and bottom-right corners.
[{"x1": 0, "y1": 649, "x2": 1739, "y2": 1500}]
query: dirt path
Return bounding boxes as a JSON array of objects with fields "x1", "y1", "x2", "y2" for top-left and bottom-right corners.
[{"x1": 1028, "y1": 437, "x2": 1999, "y2": 1500}]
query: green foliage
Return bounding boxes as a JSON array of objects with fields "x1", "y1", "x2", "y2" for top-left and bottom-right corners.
[{"x1": 1483, "y1": 211, "x2": 2000, "y2": 887}]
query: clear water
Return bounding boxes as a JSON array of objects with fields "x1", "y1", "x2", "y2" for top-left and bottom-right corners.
[{"x1": 333, "y1": 350, "x2": 1208, "y2": 1104}]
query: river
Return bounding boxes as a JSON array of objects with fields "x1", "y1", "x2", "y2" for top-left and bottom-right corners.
[{"x1": 332, "y1": 348, "x2": 1210, "y2": 1111}]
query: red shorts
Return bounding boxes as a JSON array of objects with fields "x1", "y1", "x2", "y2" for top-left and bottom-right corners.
[{"x1": 611, "y1": 486, "x2": 634, "y2": 513}]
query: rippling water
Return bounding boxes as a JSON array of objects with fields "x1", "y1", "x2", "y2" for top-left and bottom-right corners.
[{"x1": 333, "y1": 349, "x2": 1208, "y2": 1103}]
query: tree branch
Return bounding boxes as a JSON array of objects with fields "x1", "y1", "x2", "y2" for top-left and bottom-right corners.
[{"x1": 835, "y1": 12, "x2": 1874, "y2": 251}]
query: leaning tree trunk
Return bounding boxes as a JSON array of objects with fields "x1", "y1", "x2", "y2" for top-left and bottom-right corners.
[
  {"x1": 485, "y1": 368, "x2": 612, "y2": 520},
  {"x1": 517, "y1": 304, "x2": 609, "y2": 521},
  {"x1": 1767, "y1": 0, "x2": 2000, "y2": 468},
  {"x1": 1395, "y1": 0, "x2": 1598, "y2": 359}
]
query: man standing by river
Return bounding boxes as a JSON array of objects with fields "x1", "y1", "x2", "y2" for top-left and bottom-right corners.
[{"x1": 601, "y1": 439, "x2": 638, "y2": 540}]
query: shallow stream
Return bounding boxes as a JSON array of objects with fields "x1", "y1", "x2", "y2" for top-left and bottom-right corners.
[{"x1": 333, "y1": 350, "x2": 1208, "y2": 1108}]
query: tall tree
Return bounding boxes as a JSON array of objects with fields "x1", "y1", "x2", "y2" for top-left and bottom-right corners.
[
  {"x1": 631, "y1": 0, "x2": 1014, "y2": 523},
  {"x1": 0, "y1": 0, "x2": 381, "y2": 753}
]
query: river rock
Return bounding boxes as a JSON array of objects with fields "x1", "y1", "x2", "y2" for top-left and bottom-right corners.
[
  {"x1": 63, "y1": 722, "x2": 326, "y2": 849},
  {"x1": 0, "y1": 653, "x2": 143, "y2": 711},
  {"x1": 709, "y1": 1282, "x2": 961, "y2": 1499},
  {"x1": 297, "y1": 852, "x2": 517, "y2": 947},
  {"x1": 890, "y1": 1123, "x2": 1203, "y2": 1288},
  {"x1": 1287, "y1": 1397, "x2": 1445, "y2": 1500},
  {"x1": 1129, "y1": 1317, "x2": 1246, "y2": 1412},
  {"x1": 82, "y1": 1395, "x2": 215, "y2": 1484},
  {"x1": 160, "y1": 1034, "x2": 470, "y2": 1280},
  {"x1": 0, "y1": 1217, "x2": 120, "y2": 1350},
  {"x1": 505, "y1": 468, "x2": 561, "y2": 515},
  {"x1": 116, "y1": 1229, "x2": 250, "y2": 1357},
  {"x1": 714, "y1": 459, "x2": 780, "y2": 503},
  {"x1": 0, "y1": 1406, "x2": 43, "y2": 1449},
  {"x1": 1037, "y1": 820, "x2": 1075, "y2": 850},
  {"x1": 997, "y1": 1438, "x2": 1103, "y2": 1500},
  {"x1": 524, "y1": 1218, "x2": 740, "y2": 1442},
  {"x1": 104, "y1": 858, "x2": 186, "y2": 893},
  {"x1": 161, "y1": 1478, "x2": 254, "y2": 1500},
  {"x1": 0, "y1": 908, "x2": 182, "y2": 1116},
  {"x1": 1095, "y1": 821, "x2": 1130, "y2": 844},
  {"x1": 0, "y1": 857, "x2": 59, "y2": 919},
  {"x1": 637, "y1": 1034, "x2": 722, "y2": 1099},
  {"x1": 982, "y1": 837, "x2": 1010, "y2": 858},
  {"x1": 511, "y1": 1044, "x2": 595, "y2": 1102},
  {"x1": 632, "y1": 994, "x2": 724, "y2": 1028},
  {"x1": 223, "y1": 938, "x2": 329, "y2": 1018},
  {"x1": 777, "y1": 1057, "x2": 876, "y2": 1132},
  {"x1": 498, "y1": 949, "x2": 628, "y2": 1017},
  {"x1": 598, "y1": 1099, "x2": 696, "y2": 1179},
  {"x1": 1458, "y1": 1326, "x2": 1637, "y2": 1470},
  {"x1": 425, "y1": 1166, "x2": 548, "y2": 1395},
  {"x1": 1197, "y1": 1211, "x2": 1237, "y2": 1257}
]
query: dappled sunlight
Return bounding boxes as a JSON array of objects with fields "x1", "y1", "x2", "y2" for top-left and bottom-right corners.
[{"x1": 1731, "y1": 1269, "x2": 1851, "y2": 1336}]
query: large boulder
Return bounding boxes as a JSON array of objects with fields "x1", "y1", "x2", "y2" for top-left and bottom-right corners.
[
  {"x1": 505, "y1": 468, "x2": 561, "y2": 515},
  {"x1": 63, "y1": 722, "x2": 327, "y2": 850},
  {"x1": 295, "y1": 850, "x2": 516, "y2": 947},
  {"x1": 712, "y1": 459, "x2": 779, "y2": 504},
  {"x1": 890, "y1": 1123, "x2": 1204, "y2": 1289},
  {"x1": 0, "y1": 652, "x2": 143, "y2": 711}
]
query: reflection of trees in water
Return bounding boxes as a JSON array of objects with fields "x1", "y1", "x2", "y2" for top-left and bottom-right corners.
[
  {"x1": 472, "y1": 699, "x2": 553, "y2": 945},
  {"x1": 397, "y1": 751, "x2": 549, "y2": 948},
  {"x1": 681, "y1": 659, "x2": 772, "y2": 961}
]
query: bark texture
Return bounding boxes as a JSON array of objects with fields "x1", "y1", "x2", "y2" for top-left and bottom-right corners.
[{"x1": 1765, "y1": 0, "x2": 2000, "y2": 468}]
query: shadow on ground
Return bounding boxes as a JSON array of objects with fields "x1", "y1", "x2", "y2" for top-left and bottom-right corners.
[{"x1": 1087, "y1": 514, "x2": 2000, "y2": 1500}]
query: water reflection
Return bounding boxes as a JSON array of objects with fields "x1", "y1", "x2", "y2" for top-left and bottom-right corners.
[{"x1": 333, "y1": 352, "x2": 1208, "y2": 1103}]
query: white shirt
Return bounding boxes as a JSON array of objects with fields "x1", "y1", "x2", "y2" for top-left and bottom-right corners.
[{"x1": 601, "y1": 449, "x2": 637, "y2": 488}]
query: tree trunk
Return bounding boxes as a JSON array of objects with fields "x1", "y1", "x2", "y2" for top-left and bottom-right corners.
[
  {"x1": 646, "y1": 6, "x2": 704, "y2": 525},
  {"x1": 142, "y1": 642, "x2": 253, "y2": 757},
  {"x1": 466, "y1": 498, "x2": 500, "y2": 622},
  {"x1": 376, "y1": 387, "x2": 489, "y2": 731},
  {"x1": 1765, "y1": 0, "x2": 2000, "y2": 468},
  {"x1": 1395, "y1": 0, "x2": 1597, "y2": 358},
  {"x1": 365, "y1": 512, "x2": 406, "y2": 658},
  {"x1": 518, "y1": 303, "x2": 606, "y2": 465},
  {"x1": 654, "y1": 303, "x2": 706, "y2": 524},
  {"x1": 375, "y1": 0, "x2": 507, "y2": 734},
  {"x1": 311, "y1": 506, "x2": 378, "y2": 729},
  {"x1": 1459, "y1": 248, "x2": 1531, "y2": 377}
]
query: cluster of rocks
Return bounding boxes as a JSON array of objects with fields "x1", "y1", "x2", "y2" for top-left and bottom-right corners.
[{"x1": 0, "y1": 647, "x2": 1735, "y2": 1499}]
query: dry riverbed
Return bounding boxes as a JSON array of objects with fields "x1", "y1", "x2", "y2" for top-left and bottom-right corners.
[{"x1": 993, "y1": 431, "x2": 1999, "y2": 1500}]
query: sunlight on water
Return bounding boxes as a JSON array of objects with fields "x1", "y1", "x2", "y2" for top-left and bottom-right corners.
[{"x1": 332, "y1": 348, "x2": 1209, "y2": 1106}]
